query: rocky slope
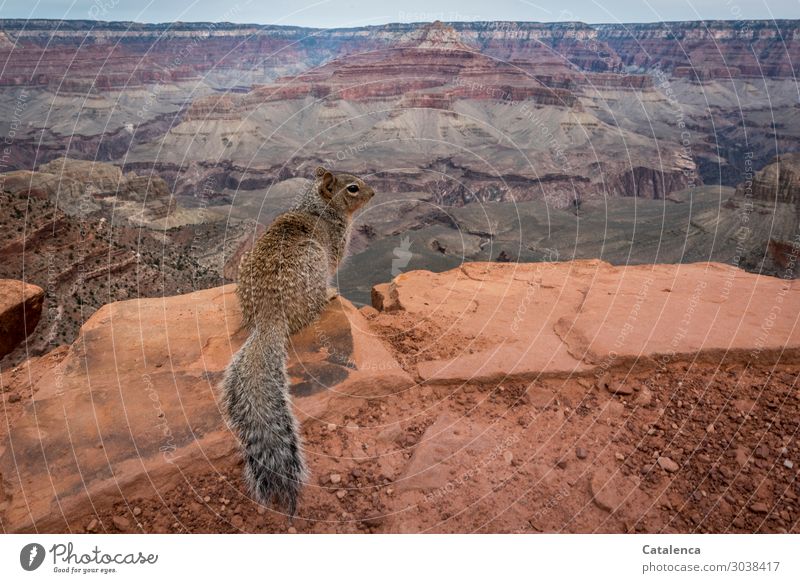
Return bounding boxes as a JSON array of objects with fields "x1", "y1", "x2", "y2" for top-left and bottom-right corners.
[
  {"x1": 1, "y1": 261, "x2": 798, "y2": 533},
  {"x1": 0, "y1": 158, "x2": 254, "y2": 366}
]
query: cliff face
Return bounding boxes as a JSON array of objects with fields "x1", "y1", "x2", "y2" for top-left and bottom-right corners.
[
  {"x1": 1, "y1": 18, "x2": 795, "y2": 99},
  {"x1": 595, "y1": 21, "x2": 800, "y2": 78},
  {"x1": 737, "y1": 153, "x2": 800, "y2": 204},
  {"x1": 1, "y1": 19, "x2": 796, "y2": 89},
  {"x1": 0, "y1": 22, "x2": 328, "y2": 90},
  {"x1": 1, "y1": 261, "x2": 798, "y2": 533},
  {"x1": 732, "y1": 153, "x2": 800, "y2": 278}
]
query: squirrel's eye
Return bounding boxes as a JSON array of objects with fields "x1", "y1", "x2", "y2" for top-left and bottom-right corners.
[{"x1": 346, "y1": 184, "x2": 359, "y2": 193}]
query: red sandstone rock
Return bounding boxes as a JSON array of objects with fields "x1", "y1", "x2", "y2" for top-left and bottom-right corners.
[
  {"x1": 0, "y1": 286, "x2": 411, "y2": 532},
  {"x1": 0, "y1": 279, "x2": 44, "y2": 358},
  {"x1": 371, "y1": 261, "x2": 800, "y2": 383}
]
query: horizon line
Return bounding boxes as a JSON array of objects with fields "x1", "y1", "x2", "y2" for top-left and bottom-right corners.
[{"x1": 0, "y1": 17, "x2": 798, "y2": 30}]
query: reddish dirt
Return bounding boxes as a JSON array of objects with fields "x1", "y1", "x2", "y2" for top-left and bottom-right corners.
[{"x1": 49, "y1": 359, "x2": 798, "y2": 534}]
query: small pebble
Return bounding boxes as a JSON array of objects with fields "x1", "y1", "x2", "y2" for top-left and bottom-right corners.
[
  {"x1": 330, "y1": 473, "x2": 342, "y2": 484},
  {"x1": 606, "y1": 381, "x2": 634, "y2": 396},
  {"x1": 657, "y1": 456, "x2": 679, "y2": 473},
  {"x1": 336, "y1": 489, "x2": 347, "y2": 499},
  {"x1": 112, "y1": 516, "x2": 131, "y2": 531},
  {"x1": 784, "y1": 459, "x2": 794, "y2": 469},
  {"x1": 576, "y1": 447, "x2": 588, "y2": 460}
]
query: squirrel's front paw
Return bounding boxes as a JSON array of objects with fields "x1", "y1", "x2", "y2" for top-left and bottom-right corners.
[{"x1": 326, "y1": 287, "x2": 339, "y2": 302}]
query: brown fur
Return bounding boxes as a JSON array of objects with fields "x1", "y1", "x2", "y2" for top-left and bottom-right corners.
[{"x1": 223, "y1": 167, "x2": 374, "y2": 515}]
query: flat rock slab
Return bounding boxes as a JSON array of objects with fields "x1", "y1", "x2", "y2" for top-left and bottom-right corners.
[
  {"x1": 371, "y1": 261, "x2": 800, "y2": 383},
  {"x1": 0, "y1": 285, "x2": 411, "y2": 532},
  {"x1": 0, "y1": 279, "x2": 44, "y2": 358},
  {"x1": 557, "y1": 262, "x2": 800, "y2": 369}
]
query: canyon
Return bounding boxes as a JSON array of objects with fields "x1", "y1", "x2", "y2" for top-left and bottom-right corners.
[
  {"x1": 1, "y1": 19, "x2": 798, "y2": 198},
  {"x1": 0, "y1": 17, "x2": 799, "y2": 534},
  {"x1": 1, "y1": 17, "x2": 799, "y2": 362}
]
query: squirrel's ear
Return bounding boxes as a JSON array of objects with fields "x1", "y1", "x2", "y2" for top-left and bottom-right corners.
[{"x1": 317, "y1": 168, "x2": 335, "y2": 199}]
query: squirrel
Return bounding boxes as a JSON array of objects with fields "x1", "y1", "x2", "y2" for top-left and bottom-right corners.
[{"x1": 222, "y1": 166, "x2": 375, "y2": 515}]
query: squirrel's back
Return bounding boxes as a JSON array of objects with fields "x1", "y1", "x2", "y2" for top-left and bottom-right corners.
[
  {"x1": 223, "y1": 167, "x2": 375, "y2": 515},
  {"x1": 237, "y1": 211, "x2": 328, "y2": 333}
]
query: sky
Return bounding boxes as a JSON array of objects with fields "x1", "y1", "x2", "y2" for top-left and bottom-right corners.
[{"x1": 0, "y1": 0, "x2": 797, "y2": 28}]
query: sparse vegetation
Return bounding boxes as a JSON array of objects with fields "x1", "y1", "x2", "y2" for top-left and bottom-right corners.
[{"x1": 0, "y1": 177, "x2": 237, "y2": 366}]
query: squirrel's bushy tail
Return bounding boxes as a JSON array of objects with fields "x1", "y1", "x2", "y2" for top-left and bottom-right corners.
[{"x1": 222, "y1": 325, "x2": 307, "y2": 515}]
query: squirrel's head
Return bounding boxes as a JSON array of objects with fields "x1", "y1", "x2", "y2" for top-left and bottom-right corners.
[{"x1": 314, "y1": 166, "x2": 375, "y2": 216}]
